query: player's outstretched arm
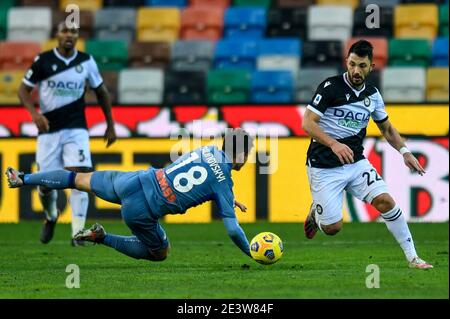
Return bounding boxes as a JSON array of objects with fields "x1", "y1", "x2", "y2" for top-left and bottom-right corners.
[
  {"x1": 222, "y1": 217, "x2": 251, "y2": 257},
  {"x1": 94, "y1": 84, "x2": 117, "y2": 148},
  {"x1": 376, "y1": 119, "x2": 425, "y2": 175}
]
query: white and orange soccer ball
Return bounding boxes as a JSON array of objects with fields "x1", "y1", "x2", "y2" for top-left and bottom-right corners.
[{"x1": 250, "y1": 232, "x2": 284, "y2": 265}]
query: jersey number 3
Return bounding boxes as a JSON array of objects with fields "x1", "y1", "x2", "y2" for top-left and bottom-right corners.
[{"x1": 166, "y1": 152, "x2": 208, "y2": 193}]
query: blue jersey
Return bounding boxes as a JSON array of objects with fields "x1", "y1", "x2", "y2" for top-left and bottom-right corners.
[{"x1": 138, "y1": 146, "x2": 235, "y2": 219}]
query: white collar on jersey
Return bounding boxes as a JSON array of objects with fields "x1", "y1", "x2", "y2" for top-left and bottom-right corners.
[
  {"x1": 53, "y1": 48, "x2": 79, "y2": 66},
  {"x1": 343, "y1": 72, "x2": 365, "y2": 97}
]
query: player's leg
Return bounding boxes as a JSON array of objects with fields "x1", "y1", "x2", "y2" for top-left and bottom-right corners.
[
  {"x1": 62, "y1": 128, "x2": 94, "y2": 243},
  {"x1": 305, "y1": 166, "x2": 347, "y2": 238},
  {"x1": 347, "y1": 159, "x2": 433, "y2": 269},
  {"x1": 35, "y1": 132, "x2": 63, "y2": 243}
]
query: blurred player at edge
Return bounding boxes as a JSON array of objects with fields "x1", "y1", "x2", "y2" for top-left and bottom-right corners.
[
  {"x1": 6, "y1": 129, "x2": 253, "y2": 262},
  {"x1": 302, "y1": 40, "x2": 432, "y2": 269},
  {"x1": 18, "y1": 21, "x2": 117, "y2": 246}
]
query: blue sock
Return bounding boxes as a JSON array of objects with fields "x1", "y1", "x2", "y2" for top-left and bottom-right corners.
[
  {"x1": 24, "y1": 170, "x2": 76, "y2": 189},
  {"x1": 103, "y1": 234, "x2": 152, "y2": 260}
]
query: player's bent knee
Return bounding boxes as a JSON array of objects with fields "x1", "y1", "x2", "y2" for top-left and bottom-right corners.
[
  {"x1": 371, "y1": 193, "x2": 395, "y2": 213},
  {"x1": 148, "y1": 247, "x2": 169, "y2": 262}
]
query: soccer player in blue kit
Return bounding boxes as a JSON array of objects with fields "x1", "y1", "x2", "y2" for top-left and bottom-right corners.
[{"x1": 6, "y1": 128, "x2": 253, "y2": 262}]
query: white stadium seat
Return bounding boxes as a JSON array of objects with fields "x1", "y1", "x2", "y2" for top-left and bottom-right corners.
[
  {"x1": 118, "y1": 68, "x2": 164, "y2": 104},
  {"x1": 382, "y1": 67, "x2": 426, "y2": 103},
  {"x1": 257, "y1": 56, "x2": 300, "y2": 79},
  {"x1": 7, "y1": 7, "x2": 52, "y2": 42},
  {"x1": 308, "y1": 5, "x2": 353, "y2": 42}
]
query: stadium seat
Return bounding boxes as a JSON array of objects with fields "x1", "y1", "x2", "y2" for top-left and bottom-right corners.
[
  {"x1": 388, "y1": 39, "x2": 430, "y2": 67},
  {"x1": 189, "y1": 0, "x2": 230, "y2": 8},
  {"x1": 344, "y1": 37, "x2": 388, "y2": 70},
  {"x1": 316, "y1": 0, "x2": 359, "y2": 9},
  {"x1": 207, "y1": 69, "x2": 251, "y2": 104},
  {"x1": 86, "y1": 40, "x2": 128, "y2": 71},
  {"x1": 0, "y1": 71, "x2": 23, "y2": 104},
  {"x1": 59, "y1": 0, "x2": 102, "y2": 12},
  {"x1": 180, "y1": 6, "x2": 224, "y2": 41},
  {"x1": 266, "y1": 7, "x2": 308, "y2": 39},
  {"x1": 295, "y1": 67, "x2": 338, "y2": 103},
  {"x1": 129, "y1": 41, "x2": 170, "y2": 69},
  {"x1": 394, "y1": 4, "x2": 438, "y2": 40},
  {"x1": 251, "y1": 71, "x2": 294, "y2": 103},
  {"x1": 381, "y1": 67, "x2": 426, "y2": 102},
  {"x1": 401, "y1": 0, "x2": 446, "y2": 4},
  {"x1": 223, "y1": 7, "x2": 266, "y2": 39},
  {"x1": 233, "y1": 0, "x2": 272, "y2": 7},
  {"x1": 85, "y1": 70, "x2": 119, "y2": 104},
  {"x1": 360, "y1": 0, "x2": 399, "y2": 6},
  {"x1": 431, "y1": 37, "x2": 449, "y2": 67},
  {"x1": 0, "y1": 41, "x2": 41, "y2": 70},
  {"x1": 171, "y1": 40, "x2": 215, "y2": 72},
  {"x1": 353, "y1": 6, "x2": 394, "y2": 38},
  {"x1": 104, "y1": 0, "x2": 144, "y2": 6},
  {"x1": 365, "y1": 69, "x2": 381, "y2": 91},
  {"x1": 52, "y1": 10, "x2": 94, "y2": 39},
  {"x1": 8, "y1": 7, "x2": 52, "y2": 42},
  {"x1": 146, "y1": 0, "x2": 187, "y2": 7},
  {"x1": 136, "y1": 8, "x2": 180, "y2": 42},
  {"x1": 426, "y1": 67, "x2": 449, "y2": 102},
  {"x1": 164, "y1": 71, "x2": 206, "y2": 104},
  {"x1": 0, "y1": 8, "x2": 7, "y2": 40},
  {"x1": 0, "y1": 0, "x2": 15, "y2": 10},
  {"x1": 213, "y1": 39, "x2": 258, "y2": 70},
  {"x1": 94, "y1": 8, "x2": 136, "y2": 44},
  {"x1": 256, "y1": 38, "x2": 301, "y2": 77},
  {"x1": 439, "y1": 4, "x2": 448, "y2": 36},
  {"x1": 276, "y1": 0, "x2": 314, "y2": 7},
  {"x1": 302, "y1": 41, "x2": 343, "y2": 68},
  {"x1": 21, "y1": 0, "x2": 58, "y2": 5},
  {"x1": 118, "y1": 68, "x2": 164, "y2": 104},
  {"x1": 41, "y1": 38, "x2": 86, "y2": 52},
  {"x1": 308, "y1": 5, "x2": 353, "y2": 42}
]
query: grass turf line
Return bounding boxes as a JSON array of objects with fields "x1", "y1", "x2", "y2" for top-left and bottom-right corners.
[{"x1": 0, "y1": 221, "x2": 447, "y2": 299}]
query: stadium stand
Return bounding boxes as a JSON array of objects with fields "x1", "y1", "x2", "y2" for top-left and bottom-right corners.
[
  {"x1": 251, "y1": 70, "x2": 294, "y2": 103},
  {"x1": 382, "y1": 67, "x2": 426, "y2": 102},
  {"x1": 0, "y1": 0, "x2": 447, "y2": 104},
  {"x1": 129, "y1": 41, "x2": 171, "y2": 69},
  {"x1": 426, "y1": 67, "x2": 449, "y2": 102},
  {"x1": 85, "y1": 70, "x2": 119, "y2": 104},
  {"x1": 118, "y1": 68, "x2": 164, "y2": 104},
  {"x1": 0, "y1": 70, "x2": 23, "y2": 104},
  {"x1": 207, "y1": 69, "x2": 251, "y2": 103},
  {"x1": 171, "y1": 40, "x2": 215, "y2": 72}
]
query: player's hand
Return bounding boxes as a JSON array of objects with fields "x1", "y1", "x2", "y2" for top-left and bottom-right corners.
[
  {"x1": 403, "y1": 152, "x2": 426, "y2": 176},
  {"x1": 104, "y1": 124, "x2": 117, "y2": 148},
  {"x1": 32, "y1": 113, "x2": 49, "y2": 133},
  {"x1": 330, "y1": 141, "x2": 354, "y2": 164},
  {"x1": 234, "y1": 200, "x2": 247, "y2": 213}
]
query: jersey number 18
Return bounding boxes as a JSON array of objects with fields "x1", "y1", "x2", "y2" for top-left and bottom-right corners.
[{"x1": 166, "y1": 152, "x2": 208, "y2": 193}]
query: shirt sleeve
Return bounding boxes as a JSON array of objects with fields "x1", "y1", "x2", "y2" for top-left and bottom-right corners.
[
  {"x1": 86, "y1": 55, "x2": 103, "y2": 89},
  {"x1": 371, "y1": 88, "x2": 389, "y2": 123},
  {"x1": 214, "y1": 186, "x2": 236, "y2": 219},
  {"x1": 22, "y1": 55, "x2": 43, "y2": 88},
  {"x1": 223, "y1": 217, "x2": 251, "y2": 257},
  {"x1": 306, "y1": 79, "x2": 334, "y2": 117}
]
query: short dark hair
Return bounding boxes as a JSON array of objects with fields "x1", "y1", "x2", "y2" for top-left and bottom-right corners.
[
  {"x1": 348, "y1": 39, "x2": 373, "y2": 62},
  {"x1": 222, "y1": 128, "x2": 254, "y2": 160}
]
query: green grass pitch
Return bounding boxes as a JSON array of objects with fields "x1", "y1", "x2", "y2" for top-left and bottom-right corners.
[{"x1": 0, "y1": 221, "x2": 448, "y2": 299}]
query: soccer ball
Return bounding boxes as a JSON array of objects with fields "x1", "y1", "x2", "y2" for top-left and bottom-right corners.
[{"x1": 250, "y1": 232, "x2": 283, "y2": 265}]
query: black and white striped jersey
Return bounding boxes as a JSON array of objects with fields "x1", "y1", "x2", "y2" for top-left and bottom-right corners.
[
  {"x1": 306, "y1": 72, "x2": 388, "y2": 168},
  {"x1": 22, "y1": 48, "x2": 103, "y2": 133}
]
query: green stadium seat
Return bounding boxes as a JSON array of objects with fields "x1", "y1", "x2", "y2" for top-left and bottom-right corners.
[
  {"x1": 86, "y1": 40, "x2": 128, "y2": 71},
  {"x1": 233, "y1": 0, "x2": 272, "y2": 7},
  {"x1": 439, "y1": 4, "x2": 448, "y2": 36},
  {"x1": 0, "y1": 0, "x2": 15, "y2": 10},
  {"x1": 0, "y1": 9, "x2": 7, "y2": 40},
  {"x1": 207, "y1": 69, "x2": 251, "y2": 104},
  {"x1": 388, "y1": 39, "x2": 430, "y2": 67}
]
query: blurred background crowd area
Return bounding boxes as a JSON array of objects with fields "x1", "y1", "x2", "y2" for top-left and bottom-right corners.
[{"x1": 0, "y1": 0, "x2": 448, "y2": 105}]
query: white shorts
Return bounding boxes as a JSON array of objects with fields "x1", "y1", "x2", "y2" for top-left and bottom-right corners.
[
  {"x1": 307, "y1": 159, "x2": 388, "y2": 226},
  {"x1": 36, "y1": 128, "x2": 92, "y2": 171}
]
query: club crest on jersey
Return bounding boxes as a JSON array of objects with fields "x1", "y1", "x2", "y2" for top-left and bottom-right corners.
[
  {"x1": 52, "y1": 64, "x2": 57, "y2": 71},
  {"x1": 364, "y1": 96, "x2": 371, "y2": 107},
  {"x1": 75, "y1": 65, "x2": 83, "y2": 73},
  {"x1": 313, "y1": 94, "x2": 322, "y2": 106}
]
